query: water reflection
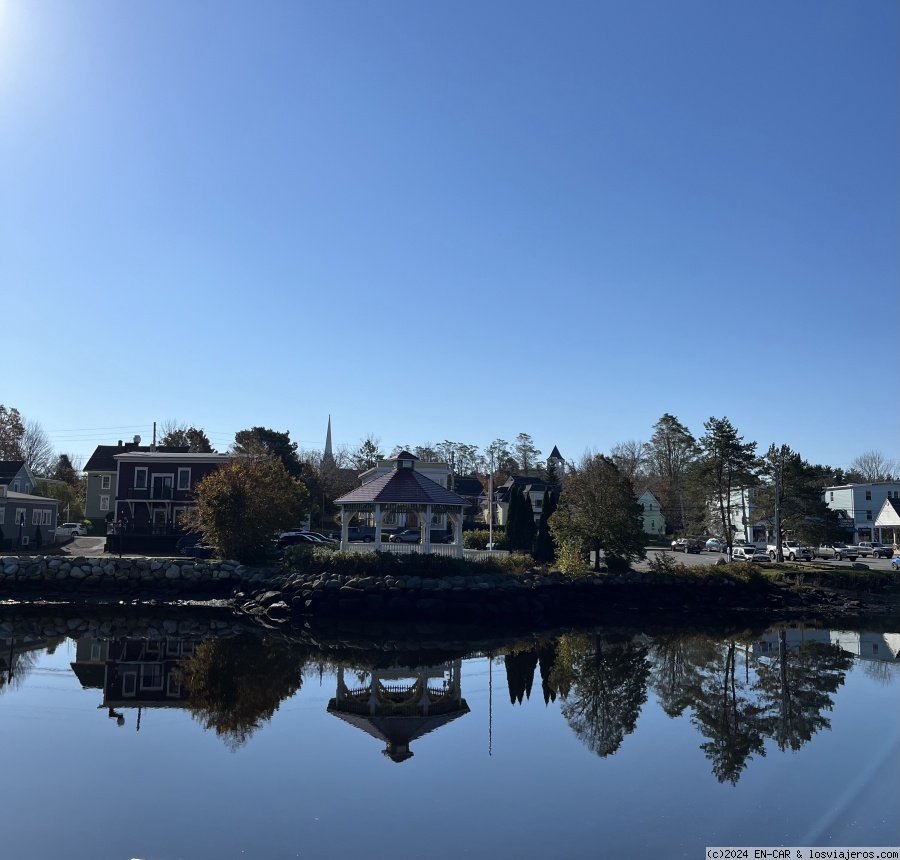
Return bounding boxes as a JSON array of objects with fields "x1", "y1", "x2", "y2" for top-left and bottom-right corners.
[
  {"x1": 328, "y1": 662, "x2": 469, "y2": 763},
  {"x1": 4, "y1": 612, "x2": 892, "y2": 784}
]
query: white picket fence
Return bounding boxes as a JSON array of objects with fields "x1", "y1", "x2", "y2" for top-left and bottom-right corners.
[{"x1": 341, "y1": 542, "x2": 509, "y2": 560}]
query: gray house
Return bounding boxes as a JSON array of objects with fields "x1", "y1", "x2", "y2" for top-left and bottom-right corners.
[
  {"x1": 0, "y1": 461, "x2": 37, "y2": 496},
  {"x1": 0, "y1": 485, "x2": 60, "y2": 550}
]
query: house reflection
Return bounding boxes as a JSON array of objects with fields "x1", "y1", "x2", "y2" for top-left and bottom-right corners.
[
  {"x1": 751, "y1": 629, "x2": 900, "y2": 663},
  {"x1": 328, "y1": 661, "x2": 469, "y2": 763},
  {"x1": 70, "y1": 637, "x2": 196, "y2": 729}
]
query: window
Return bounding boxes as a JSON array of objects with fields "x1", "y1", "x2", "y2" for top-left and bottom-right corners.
[
  {"x1": 90, "y1": 643, "x2": 102, "y2": 661},
  {"x1": 872, "y1": 643, "x2": 879, "y2": 655},
  {"x1": 15, "y1": 509, "x2": 25, "y2": 526},
  {"x1": 141, "y1": 664, "x2": 163, "y2": 690},
  {"x1": 865, "y1": 490, "x2": 872, "y2": 500},
  {"x1": 866, "y1": 510, "x2": 872, "y2": 520},
  {"x1": 101, "y1": 475, "x2": 111, "y2": 490},
  {"x1": 177, "y1": 468, "x2": 191, "y2": 491},
  {"x1": 0, "y1": 510, "x2": 4, "y2": 525},
  {"x1": 134, "y1": 467, "x2": 148, "y2": 490},
  {"x1": 830, "y1": 491, "x2": 834, "y2": 501},
  {"x1": 42, "y1": 510, "x2": 51, "y2": 525},
  {"x1": 99, "y1": 496, "x2": 110, "y2": 511},
  {"x1": 122, "y1": 673, "x2": 137, "y2": 696},
  {"x1": 32, "y1": 510, "x2": 41, "y2": 525},
  {"x1": 383, "y1": 512, "x2": 397, "y2": 525},
  {"x1": 167, "y1": 675, "x2": 181, "y2": 697},
  {"x1": 13, "y1": 480, "x2": 19, "y2": 492},
  {"x1": 534, "y1": 498, "x2": 542, "y2": 509}
]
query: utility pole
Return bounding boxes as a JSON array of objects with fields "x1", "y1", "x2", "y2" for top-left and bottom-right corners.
[{"x1": 773, "y1": 461, "x2": 783, "y2": 563}]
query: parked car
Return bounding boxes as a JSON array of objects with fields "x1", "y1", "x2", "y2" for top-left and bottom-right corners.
[
  {"x1": 278, "y1": 530, "x2": 336, "y2": 544},
  {"x1": 671, "y1": 538, "x2": 702, "y2": 554},
  {"x1": 176, "y1": 534, "x2": 203, "y2": 555},
  {"x1": 327, "y1": 527, "x2": 378, "y2": 543},
  {"x1": 766, "y1": 540, "x2": 813, "y2": 562},
  {"x1": 705, "y1": 538, "x2": 727, "y2": 552},
  {"x1": 815, "y1": 543, "x2": 858, "y2": 561},
  {"x1": 892, "y1": 556, "x2": 900, "y2": 570},
  {"x1": 276, "y1": 533, "x2": 325, "y2": 550},
  {"x1": 732, "y1": 546, "x2": 770, "y2": 563},
  {"x1": 57, "y1": 523, "x2": 88, "y2": 538},
  {"x1": 856, "y1": 542, "x2": 892, "y2": 559},
  {"x1": 390, "y1": 529, "x2": 454, "y2": 544}
]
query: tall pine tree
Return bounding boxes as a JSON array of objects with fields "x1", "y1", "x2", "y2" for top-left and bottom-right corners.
[{"x1": 533, "y1": 490, "x2": 558, "y2": 563}]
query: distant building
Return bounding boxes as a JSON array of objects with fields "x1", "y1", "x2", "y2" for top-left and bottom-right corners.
[
  {"x1": 823, "y1": 482, "x2": 900, "y2": 543},
  {"x1": 637, "y1": 490, "x2": 666, "y2": 537}
]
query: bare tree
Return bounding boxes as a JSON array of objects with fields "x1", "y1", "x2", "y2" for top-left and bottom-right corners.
[
  {"x1": 847, "y1": 450, "x2": 897, "y2": 482},
  {"x1": 609, "y1": 440, "x2": 646, "y2": 488},
  {"x1": 21, "y1": 418, "x2": 55, "y2": 476}
]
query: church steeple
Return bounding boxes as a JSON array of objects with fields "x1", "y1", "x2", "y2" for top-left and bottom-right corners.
[{"x1": 323, "y1": 415, "x2": 334, "y2": 467}]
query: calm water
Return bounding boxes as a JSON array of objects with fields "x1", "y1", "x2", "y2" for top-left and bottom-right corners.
[{"x1": 0, "y1": 613, "x2": 897, "y2": 860}]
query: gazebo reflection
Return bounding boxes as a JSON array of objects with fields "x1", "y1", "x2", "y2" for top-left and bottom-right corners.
[{"x1": 328, "y1": 661, "x2": 469, "y2": 763}]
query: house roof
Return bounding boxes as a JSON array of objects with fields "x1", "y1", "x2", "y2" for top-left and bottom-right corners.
[
  {"x1": 2, "y1": 490, "x2": 60, "y2": 505},
  {"x1": 874, "y1": 497, "x2": 900, "y2": 528},
  {"x1": 85, "y1": 444, "x2": 189, "y2": 471},
  {"x1": 0, "y1": 461, "x2": 27, "y2": 484},
  {"x1": 335, "y1": 467, "x2": 469, "y2": 507},
  {"x1": 452, "y1": 476, "x2": 484, "y2": 497}
]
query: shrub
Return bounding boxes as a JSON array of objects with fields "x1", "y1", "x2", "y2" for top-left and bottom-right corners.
[
  {"x1": 463, "y1": 528, "x2": 508, "y2": 550},
  {"x1": 557, "y1": 539, "x2": 590, "y2": 578}
]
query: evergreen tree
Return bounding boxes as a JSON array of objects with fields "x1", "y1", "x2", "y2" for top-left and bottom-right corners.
[
  {"x1": 533, "y1": 490, "x2": 558, "y2": 562},
  {"x1": 521, "y1": 490, "x2": 536, "y2": 550},
  {"x1": 505, "y1": 485, "x2": 521, "y2": 549}
]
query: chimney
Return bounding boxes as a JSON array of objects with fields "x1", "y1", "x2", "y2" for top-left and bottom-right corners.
[{"x1": 118, "y1": 440, "x2": 123, "y2": 447}]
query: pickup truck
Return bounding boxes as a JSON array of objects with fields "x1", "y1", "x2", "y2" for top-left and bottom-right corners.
[
  {"x1": 814, "y1": 543, "x2": 858, "y2": 561},
  {"x1": 855, "y1": 542, "x2": 891, "y2": 559},
  {"x1": 327, "y1": 527, "x2": 381, "y2": 543},
  {"x1": 767, "y1": 540, "x2": 812, "y2": 562}
]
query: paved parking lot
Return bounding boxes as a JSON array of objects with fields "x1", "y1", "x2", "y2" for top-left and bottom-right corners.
[{"x1": 637, "y1": 546, "x2": 896, "y2": 572}]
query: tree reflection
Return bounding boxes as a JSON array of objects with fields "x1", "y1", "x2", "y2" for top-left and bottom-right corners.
[
  {"x1": 754, "y1": 629, "x2": 853, "y2": 752},
  {"x1": 504, "y1": 649, "x2": 539, "y2": 705},
  {"x1": 648, "y1": 635, "x2": 719, "y2": 718},
  {"x1": 174, "y1": 635, "x2": 307, "y2": 750},
  {"x1": 551, "y1": 634, "x2": 650, "y2": 758},
  {"x1": 688, "y1": 641, "x2": 766, "y2": 785}
]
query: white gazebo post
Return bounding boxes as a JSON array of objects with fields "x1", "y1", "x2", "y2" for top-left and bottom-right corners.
[
  {"x1": 451, "y1": 510, "x2": 464, "y2": 558},
  {"x1": 340, "y1": 509, "x2": 351, "y2": 551},
  {"x1": 374, "y1": 503, "x2": 384, "y2": 548},
  {"x1": 424, "y1": 505, "x2": 432, "y2": 552}
]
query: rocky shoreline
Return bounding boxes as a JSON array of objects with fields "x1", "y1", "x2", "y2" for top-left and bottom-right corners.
[{"x1": 1, "y1": 553, "x2": 896, "y2": 628}]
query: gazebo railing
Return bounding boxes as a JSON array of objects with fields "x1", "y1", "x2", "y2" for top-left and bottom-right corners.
[{"x1": 339, "y1": 542, "x2": 509, "y2": 559}]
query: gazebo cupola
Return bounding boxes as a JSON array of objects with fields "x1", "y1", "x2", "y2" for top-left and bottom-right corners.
[{"x1": 393, "y1": 450, "x2": 418, "y2": 470}]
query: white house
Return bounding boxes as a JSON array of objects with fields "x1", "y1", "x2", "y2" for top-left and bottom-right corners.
[
  {"x1": 637, "y1": 490, "x2": 666, "y2": 537},
  {"x1": 822, "y1": 482, "x2": 900, "y2": 543}
]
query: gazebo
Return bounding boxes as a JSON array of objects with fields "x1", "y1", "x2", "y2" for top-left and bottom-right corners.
[
  {"x1": 333, "y1": 451, "x2": 470, "y2": 556},
  {"x1": 327, "y1": 662, "x2": 470, "y2": 763}
]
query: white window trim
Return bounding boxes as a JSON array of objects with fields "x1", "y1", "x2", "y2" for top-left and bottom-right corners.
[
  {"x1": 134, "y1": 467, "x2": 148, "y2": 490},
  {"x1": 101, "y1": 475, "x2": 111, "y2": 490},
  {"x1": 140, "y1": 664, "x2": 164, "y2": 691},
  {"x1": 177, "y1": 467, "x2": 191, "y2": 491},
  {"x1": 99, "y1": 495, "x2": 110, "y2": 511},
  {"x1": 32, "y1": 509, "x2": 42, "y2": 525},
  {"x1": 42, "y1": 510, "x2": 51, "y2": 525}
]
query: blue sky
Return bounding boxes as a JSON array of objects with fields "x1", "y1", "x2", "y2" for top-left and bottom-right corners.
[{"x1": 2, "y1": 1, "x2": 897, "y2": 470}]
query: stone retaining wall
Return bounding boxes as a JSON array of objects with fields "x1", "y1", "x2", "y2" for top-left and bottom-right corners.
[{"x1": 0, "y1": 555, "x2": 267, "y2": 593}]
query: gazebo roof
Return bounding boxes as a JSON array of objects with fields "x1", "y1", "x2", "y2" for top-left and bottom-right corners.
[
  {"x1": 335, "y1": 467, "x2": 469, "y2": 507},
  {"x1": 327, "y1": 706, "x2": 470, "y2": 763}
]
